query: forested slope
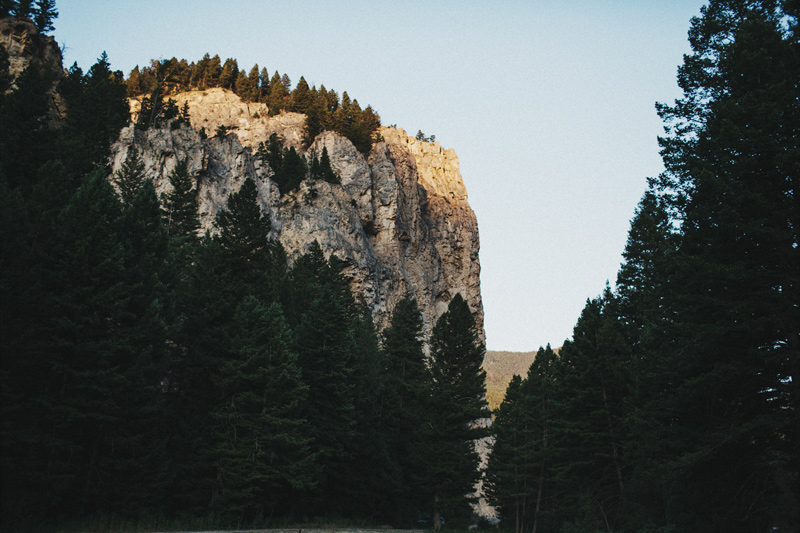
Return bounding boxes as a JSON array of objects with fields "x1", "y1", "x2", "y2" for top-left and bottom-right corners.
[{"x1": 0, "y1": 5, "x2": 490, "y2": 530}]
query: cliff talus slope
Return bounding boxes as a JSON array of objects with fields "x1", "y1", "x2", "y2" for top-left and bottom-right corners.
[{"x1": 114, "y1": 89, "x2": 483, "y2": 342}]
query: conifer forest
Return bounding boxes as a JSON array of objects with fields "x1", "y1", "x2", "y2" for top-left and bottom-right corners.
[{"x1": 1, "y1": 1, "x2": 798, "y2": 532}]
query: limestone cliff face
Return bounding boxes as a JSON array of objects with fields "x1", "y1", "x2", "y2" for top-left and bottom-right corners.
[{"x1": 112, "y1": 89, "x2": 483, "y2": 344}]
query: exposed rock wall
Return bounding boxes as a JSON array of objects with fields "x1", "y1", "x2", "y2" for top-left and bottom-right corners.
[
  {"x1": 0, "y1": 16, "x2": 64, "y2": 121},
  {"x1": 111, "y1": 89, "x2": 483, "y2": 345}
]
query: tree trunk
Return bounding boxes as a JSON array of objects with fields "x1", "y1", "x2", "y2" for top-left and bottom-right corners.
[
  {"x1": 433, "y1": 493, "x2": 441, "y2": 531},
  {"x1": 601, "y1": 383, "x2": 626, "y2": 506}
]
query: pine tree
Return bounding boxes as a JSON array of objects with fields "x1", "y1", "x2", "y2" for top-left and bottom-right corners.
[
  {"x1": 485, "y1": 344, "x2": 561, "y2": 533},
  {"x1": 19, "y1": 170, "x2": 172, "y2": 517},
  {"x1": 259, "y1": 66, "x2": 270, "y2": 102},
  {"x1": 57, "y1": 52, "x2": 128, "y2": 177},
  {"x1": 218, "y1": 58, "x2": 238, "y2": 90},
  {"x1": 290, "y1": 76, "x2": 312, "y2": 113},
  {"x1": 215, "y1": 177, "x2": 271, "y2": 263},
  {"x1": 113, "y1": 146, "x2": 146, "y2": 208},
  {"x1": 549, "y1": 293, "x2": 630, "y2": 531},
  {"x1": 303, "y1": 97, "x2": 326, "y2": 146},
  {"x1": 283, "y1": 243, "x2": 362, "y2": 514},
  {"x1": 33, "y1": 0, "x2": 57, "y2": 33},
  {"x1": 485, "y1": 375, "x2": 529, "y2": 533},
  {"x1": 319, "y1": 146, "x2": 339, "y2": 184},
  {"x1": 280, "y1": 146, "x2": 306, "y2": 194},
  {"x1": 0, "y1": 42, "x2": 10, "y2": 97},
  {"x1": 241, "y1": 64, "x2": 260, "y2": 102},
  {"x1": 340, "y1": 305, "x2": 391, "y2": 519},
  {"x1": 13, "y1": 0, "x2": 33, "y2": 18},
  {"x1": 426, "y1": 293, "x2": 490, "y2": 528},
  {"x1": 210, "y1": 296, "x2": 314, "y2": 520},
  {"x1": 522, "y1": 345, "x2": 560, "y2": 533},
  {"x1": 380, "y1": 296, "x2": 434, "y2": 523},
  {"x1": 162, "y1": 159, "x2": 199, "y2": 243},
  {"x1": 166, "y1": 175, "x2": 279, "y2": 515},
  {"x1": 268, "y1": 71, "x2": 288, "y2": 116},
  {"x1": 637, "y1": 1, "x2": 800, "y2": 528},
  {"x1": 204, "y1": 54, "x2": 222, "y2": 88}
]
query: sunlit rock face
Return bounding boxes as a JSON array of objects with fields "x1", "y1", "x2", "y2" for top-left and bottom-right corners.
[{"x1": 112, "y1": 89, "x2": 483, "y2": 344}]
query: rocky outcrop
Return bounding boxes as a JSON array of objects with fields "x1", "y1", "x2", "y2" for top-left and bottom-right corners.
[
  {"x1": 0, "y1": 16, "x2": 64, "y2": 121},
  {"x1": 130, "y1": 88, "x2": 307, "y2": 151},
  {"x1": 111, "y1": 89, "x2": 483, "y2": 345}
]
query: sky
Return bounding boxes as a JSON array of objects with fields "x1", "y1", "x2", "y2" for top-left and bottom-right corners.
[{"x1": 55, "y1": 0, "x2": 708, "y2": 352}]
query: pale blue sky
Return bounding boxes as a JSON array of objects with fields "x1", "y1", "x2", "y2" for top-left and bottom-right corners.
[{"x1": 55, "y1": 0, "x2": 707, "y2": 351}]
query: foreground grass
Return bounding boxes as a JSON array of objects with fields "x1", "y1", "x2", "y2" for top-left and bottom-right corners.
[{"x1": 3, "y1": 513, "x2": 453, "y2": 533}]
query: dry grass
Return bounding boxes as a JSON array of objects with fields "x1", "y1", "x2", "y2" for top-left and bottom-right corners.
[{"x1": 482, "y1": 350, "x2": 537, "y2": 411}]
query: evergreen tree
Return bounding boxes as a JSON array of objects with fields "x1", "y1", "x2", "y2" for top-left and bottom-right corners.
[
  {"x1": 287, "y1": 242, "x2": 358, "y2": 514},
  {"x1": 344, "y1": 305, "x2": 391, "y2": 518},
  {"x1": 259, "y1": 135, "x2": 308, "y2": 195},
  {"x1": 426, "y1": 293, "x2": 490, "y2": 528},
  {"x1": 204, "y1": 54, "x2": 222, "y2": 88},
  {"x1": 126, "y1": 65, "x2": 145, "y2": 96},
  {"x1": 256, "y1": 132, "x2": 285, "y2": 175},
  {"x1": 485, "y1": 345, "x2": 562, "y2": 533},
  {"x1": 218, "y1": 57, "x2": 238, "y2": 90},
  {"x1": 57, "y1": 52, "x2": 128, "y2": 177},
  {"x1": 268, "y1": 71, "x2": 288, "y2": 116},
  {"x1": 113, "y1": 146, "x2": 147, "y2": 208},
  {"x1": 167, "y1": 176, "x2": 278, "y2": 515},
  {"x1": 0, "y1": 42, "x2": 11, "y2": 97},
  {"x1": 259, "y1": 66, "x2": 270, "y2": 102},
  {"x1": 180, "y1": 100, "x2": 190, "y2": 125},
  {"x1": 520, "y1": 345, "x2": 559, "y2": 533},
  {"x1": 615, "y1": 188, "x2": 676, "y2": 347},
  {"x1": 215, "y1": 177, "x2": 271, "y2": 264},
  {"x1": 380, "y1": 296, "x2": 434, "y2": 524},
  {"x1": 549, "y1": 293, "x2": 630, "y2": 531},
  {"x1": 633, "y1": 1, "x2": 800, "y2": 528},
  {"x1": 33, "y1": 0, "x2": 57, "y2": 33},
  {"x1": 162, "y1": 159, "x2": 199, "y2": 245},
  {"x1": 191, "y1": 53, "x2": 210, "y2": 88},
  {"x1": 281, "y1": 146, "x2": 306, "y2": 193},
  {"x1": 290, "y1": 76, "x2": 312, "y2": 113},
  {"x1": 13, "y1": 0, "x2": 32, "y2": 18},
  {"x1": 318, "y1": 146, "x2": 338, "y2": 184},
  {"x1": 308, "y1": 146, "x2": 339, "y2": 185},
  {"x1": 303, "y1": 97, "x2": 326, "y2": 146},
  {"x1": 210, "y1": 296, "x2": 314, "y2": 520},
  {"x1": 7, "y1": 170, "x2": 172, "y2": 518},
  {"x1": 240, "y1": 64, "x2": 260, "y2": 102},
  {"x1": 485, "y1": 375, "x2": 527, "y2": 533}
]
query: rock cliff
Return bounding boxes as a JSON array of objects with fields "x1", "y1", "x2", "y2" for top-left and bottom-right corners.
[
  {"x1": 114, "y1": 88, "x2": 483, "y2": 345},
  {"x1": 0, "y1": 16, "x2": 64, "y2": 121}
]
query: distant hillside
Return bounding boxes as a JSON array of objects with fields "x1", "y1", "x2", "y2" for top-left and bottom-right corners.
[{"x1": 482, "y1": 350, "x2": 537, "y2": 410}]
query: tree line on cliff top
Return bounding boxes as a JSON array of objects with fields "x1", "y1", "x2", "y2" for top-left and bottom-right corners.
[
  {"x1": 0, "y1": 9, "x2": 489, "y2": 529},
  {"x1": 484, "y1": 1, "x2": 799, "y2": 531},
  {"x1": 127, "y1": 54, "x2": 381, "y2": 154}
]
